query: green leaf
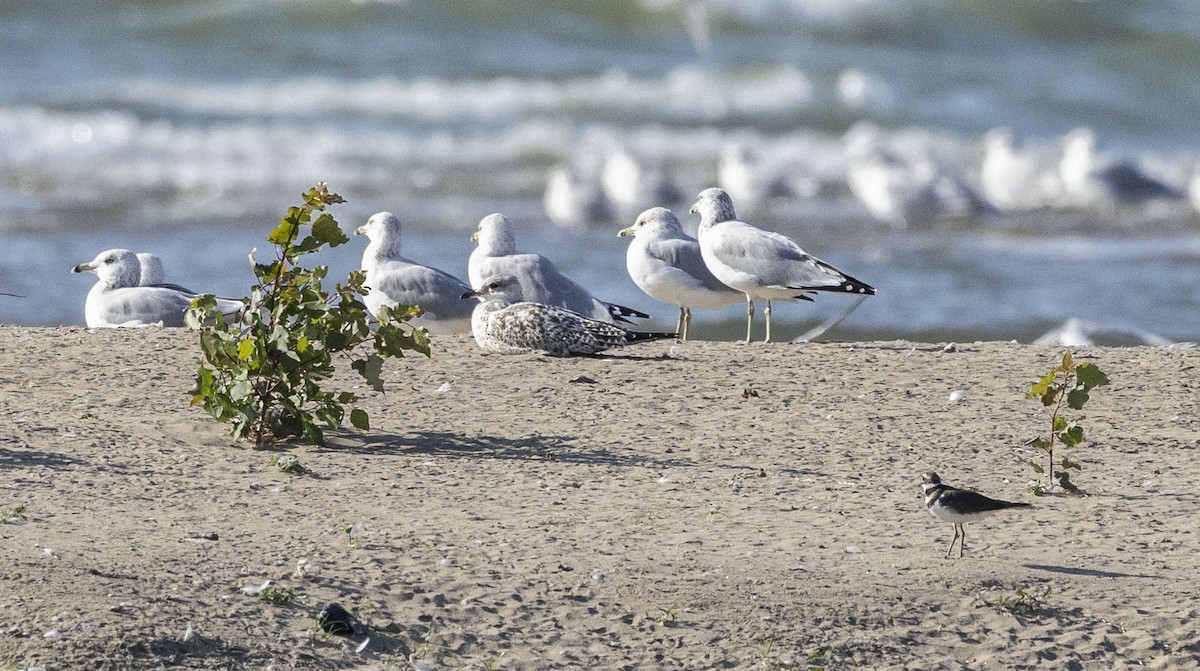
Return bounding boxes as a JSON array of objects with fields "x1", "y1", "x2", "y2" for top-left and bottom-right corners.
[
  {"x1": 1075, "y1": 362, "x2": 1110, "y2": 390},
  {"x1": 236, "y1": 339, "x2": 257, "y2": 362},
  {"x1": 1052, "y1": 415, "x2": 1068, "y2": 432},
  {"x1": 1060, "y1": 424, "x2": 1084, "y2": 448},
  {"x1": 1028, "y1": 459, "x2": 1045, "y2": 474},
  {"x1": 1060, "y1": 350, "x2": 1073, "y2": 371},
  {"x1": 267, "y1": 216, "x2": 300, "y2": 246},
  {"x1": 1028, "y1": 437, "x2": 1052, "y2": 452},
  {"x1": 311, "y1": 213, "x2": 349, "y2": 247},
  {"x1": 229, "y1": 379, "x2": 253, "y2": 402},
  {"x1": 1066, "y1": 387, "x2": 1089, "y2": 410},
  {"x1": 350, "y1": 408, "x2": 370, "y2": 431},
  {"x1": 1061, "y1": 456, "x2": 1082, "y2": 470}
]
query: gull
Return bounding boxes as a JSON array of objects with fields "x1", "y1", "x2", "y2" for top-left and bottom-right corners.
[
  {"x1": 847, "y1": 147, "x2": 995, "y2": 227},
  {"x1": 1059, "y1": 127, "x2": 1184, "y2": 207},
  {"x1": 980, "y1": 128, "x2": 1062, "y2": 211},
  {"x1": 72, "y1": 248, "x2": 242, "y2": 328},
  {"x1": 542, "y1": 163, "x2": 613, "y2": 230},
  {"x1": 600, "y1": 148, "x2": 684, "y2": 215},
  {"x1": 717, "y1": 143, "x2": 794, "y2": 214},
  {"x1": 356, "y1": 211, "x2": 474, "y2": 334},
  {"x1": 468, "y1": 212, "x2": 648, "y2": 324},
  {"x1": 463, "y1": 274, "x2": 676, "y2": 356},
  {"x1": 922, "y1": 472, "x2": 1031, "y2": 559},
  {"x1": 690, "y1": 187, "x2": 875, "y2": 343},
  {"x1": 618, "y1": 207, "x2": 741, "y2": 340},
  {"x1": 137, "y1": 253, "x2": 166, "y2": 286}
]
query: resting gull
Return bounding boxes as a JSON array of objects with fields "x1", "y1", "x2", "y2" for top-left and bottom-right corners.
[
  {"x1": 1059, "y1": 127, "x2": 1184, "y2": 207},
  {"x1": 690, "y1": 187, "x2": 876, "y2": 343},
  {"x1": 356, "y1": 211, "x2": 474, "y2": 334},
  {"x1": 618, "y1": 207, "x2": 741, "y2": 340},
  {"x1": 464, "y1": 274, "x2": 676, "y2": 356},
  {"x1": 468, "y1": 212, "x2": 648, "y2": 324},
  {"x1": 72, "y1": 248, "x2": 242, "y2": 328}
]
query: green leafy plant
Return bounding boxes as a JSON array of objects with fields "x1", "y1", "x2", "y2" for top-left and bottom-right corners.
[
  {"x1": 258, "y1": 584, "x2": 298, "y2": 605},
  {"x1": 268, "y1": 454, "x2": 307, "y2": 474},
  {"x1": 187, "y1": 183, "x2": 431, "y2": 447},
  {"x1": 1026, "y1": 351, "x2": 1110, "y2": 494},
  {"x1": 2, "y1": 504, "x2": 27, "y2": 524},
  {"x1": 982, "y1": 585, "x2": 1051, "y2": 617}
]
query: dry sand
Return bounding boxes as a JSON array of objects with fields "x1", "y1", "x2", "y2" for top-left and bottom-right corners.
[{"x1": 1, "y1": 327, "x2": 1198, "y2": 670}]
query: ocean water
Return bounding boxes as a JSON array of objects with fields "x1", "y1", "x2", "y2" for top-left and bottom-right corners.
[{"x1": 2, "y1": 0, "x2": 1198, "y2": 343}]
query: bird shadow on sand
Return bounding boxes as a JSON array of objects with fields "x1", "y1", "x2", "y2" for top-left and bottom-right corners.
[
  {"x1": 323, "y1": 429, "x2": 694, "y2": 469},
  {"x1": 1022, "y1": 563, "x2": 1160, "y2": 580}
]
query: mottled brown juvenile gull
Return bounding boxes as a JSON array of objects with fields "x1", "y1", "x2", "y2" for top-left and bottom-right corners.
[
  {"x1": 618, "y1": 207, "x2": 740, "y2": 340},
  {"x1": 464, "y1": 274, "x2": 676, "y2": 356},
  {"x1": 690, "y1": 187, "x2": 876, "y2": 343},
  {"x1": 356, "y1": 211, "x2": 474, "y2": 334},
  {"x1": 468, "y1": 212, "x2": 647, "y2": 324},
  {"x1": 72, "y1": 248, "x2": 242, "y2": 328}
]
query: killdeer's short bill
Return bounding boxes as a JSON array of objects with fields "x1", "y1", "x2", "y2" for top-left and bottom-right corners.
[{"x1": 922, "y1": 472, "x2": 1031, "y2": 559}]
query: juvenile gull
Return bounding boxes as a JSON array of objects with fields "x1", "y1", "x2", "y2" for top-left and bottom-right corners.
[
  {"x1": 72, "y1": 248, "x2": 242, "y2": 328},
  {"x1": 468, "y1": 213, "x2": 648, "y2": 324},
  {"x1": 618, "y1": 207, "x2": 741, "y2": 340},
  {"x1": 464, "y1": 274, "x2": 676, "y2": 356},
  {"x1": 356, "y1": 211, "x2": 474, "y2": 334},
  {"x1": 690, "y1": 187, "x2": 875, "y2": 343}
]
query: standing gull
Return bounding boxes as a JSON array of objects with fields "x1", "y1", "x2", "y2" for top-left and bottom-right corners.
[
  {"x1": 690, "y1": 187, "x2": 875, "y2": 343},
  {"x1": 468, "y1": 213, "x2": 648, "y2": 324},
  {"x1": 72, "y1": 248, "x2": 242, "y2": 328},
  {"x1": 618, "y1": 207, "x2": 741, "y2": 340},
  {"x1": 464, "y1": 274, "x2": 676, "y2": 356},
  {"x1": 356, "y1": 211, "x2": 474, "y2": 334}
]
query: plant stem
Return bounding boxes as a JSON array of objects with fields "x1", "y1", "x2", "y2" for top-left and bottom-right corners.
[{"x1": 1046, "y1": 369, "x2": 1073, "y2": 491}]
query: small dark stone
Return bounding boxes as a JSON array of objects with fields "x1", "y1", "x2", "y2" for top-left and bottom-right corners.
[
  {"x1": 317, "y1": 603, "x2": 358, "y2": 636},
  {"x1": 569, "y1": 376, "x2": 597, "y2": 384}
]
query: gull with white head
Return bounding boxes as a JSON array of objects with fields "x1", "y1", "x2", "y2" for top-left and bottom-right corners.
[
  {"x1": 618, "y1": 207, "x2": 741, "y2": 340},
  {"x1": 690, "y1": 188, "x2": 875, "y2": 343},
  {"x1": 72, "y1": 248, "x2": 242, "y2": 328},
  {"x1": 356, "y1": 211, "x2": 474, "y2": 334},
  {"x1": 468, "y1": 213, "x2": 648, "y2": 324}
]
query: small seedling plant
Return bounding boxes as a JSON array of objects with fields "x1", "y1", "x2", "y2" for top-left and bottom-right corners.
[
  {"x1": 1026, "y1": 350, "x2": 1110, "y2": 494},
  {"x1": 188, "y1": 183, "x2": 430, "y2": 447}
]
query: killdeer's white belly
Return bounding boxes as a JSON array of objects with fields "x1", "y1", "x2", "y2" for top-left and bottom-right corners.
[{"x1": 927, "y1": 500, "x2": 997, "y2": 524}]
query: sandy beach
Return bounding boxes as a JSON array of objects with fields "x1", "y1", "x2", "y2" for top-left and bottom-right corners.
[{"x1": 2, "y1": 327, "x2": 1198, "y2": 670}]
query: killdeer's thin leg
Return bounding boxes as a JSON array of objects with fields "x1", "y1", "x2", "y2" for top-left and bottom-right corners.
[
  {"x1": 765, "y1": 300, "x2": 773, "y2": 343},
  {"x1": 683, "y1": 307, "x2": 692, "y2": 341},
  {"x1": 944, "y1": 524, "x2": 960, "y2": 559},
  {"x1": 675, "y1": 307, "x2": 686, "y2": 339},
  {"x1": 959, "y1": 524, "x2": 966, "y2": 558},
  {"x1": 744, "y1": 297, "x2": 754, "y2": 344}
]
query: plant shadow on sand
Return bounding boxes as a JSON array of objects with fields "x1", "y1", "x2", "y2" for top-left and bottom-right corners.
[
  {"x1": 323, "y1": 430, "x2": 694, "y2": 469},
  {"x1": 0, "y1": 445, "x2": 88, "y2": 471}
]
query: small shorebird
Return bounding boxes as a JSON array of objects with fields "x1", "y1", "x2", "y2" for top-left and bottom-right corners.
[{"x1": 921, "y1": 472, "x2": 1031, "y2": 559}]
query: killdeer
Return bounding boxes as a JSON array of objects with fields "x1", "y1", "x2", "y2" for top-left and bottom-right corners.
[{"x1": 922, "y1": 472, "x2": 1031, "y2": 559}]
